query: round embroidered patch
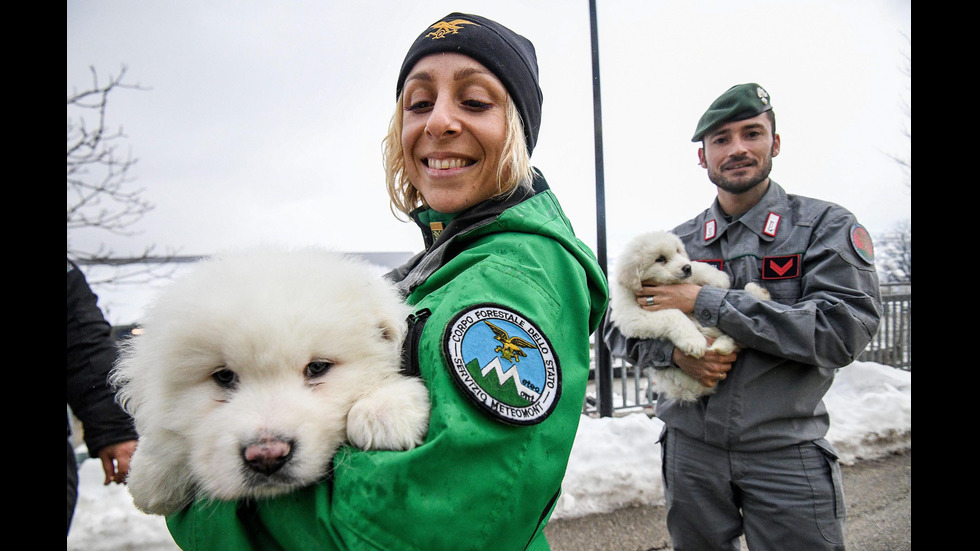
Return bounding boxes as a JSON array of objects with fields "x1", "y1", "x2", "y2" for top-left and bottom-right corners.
[
  {"x1": 443, "y1": 303, "x2": 561, "y2": 425},
  {"x1": 849, "y1": 224, "x2": 875, "y2": 264}
]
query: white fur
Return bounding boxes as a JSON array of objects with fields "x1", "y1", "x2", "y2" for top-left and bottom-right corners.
[
  {"x1": 609, "y1": 231, "x2": 770, "y2": 402},
  {"x1": 111, "y1": 247, "x2": 429, "y2": 515}
]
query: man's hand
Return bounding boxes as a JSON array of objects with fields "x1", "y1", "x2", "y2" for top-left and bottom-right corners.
[
  {"x1": 97, "y1": 440, "x2": 138, "y2": 485},
  {"x1": 672, "y1": 339, "x2": 736, "y2": 387},
  {"x1": 635, "y1": 282, "x2": 700, "y2": 314}
]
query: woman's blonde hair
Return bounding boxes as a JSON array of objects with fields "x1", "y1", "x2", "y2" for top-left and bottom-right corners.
[{"x1": 383, "y1": 95, "x2": 534, "y2": 218}]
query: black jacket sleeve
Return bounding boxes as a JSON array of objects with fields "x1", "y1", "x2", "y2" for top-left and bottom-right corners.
[{"x1": 66, "y1": 260, "x2": 138, "y2": 455}]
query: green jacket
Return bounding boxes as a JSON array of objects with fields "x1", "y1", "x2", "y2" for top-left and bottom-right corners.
[{"x1": 168, "y1": 172, "x2": 608, "y2": 550}]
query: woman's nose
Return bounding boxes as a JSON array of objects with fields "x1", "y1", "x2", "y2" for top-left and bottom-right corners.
[{"x1": 424, "y1": 99, "x2": 460, "y2": 138}]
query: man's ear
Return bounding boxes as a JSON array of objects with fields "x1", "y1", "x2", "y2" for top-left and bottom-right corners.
[
  {"x1": 697, "y1": 147, "x2": 707, "y2": 168},
  {"x1": 771, "y1": 134, "x2": 781, "y2": 158}
]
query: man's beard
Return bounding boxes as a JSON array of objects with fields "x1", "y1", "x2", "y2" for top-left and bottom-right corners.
[{"x1": 707, "y1": 150, "x2": 774, "y2": 194}]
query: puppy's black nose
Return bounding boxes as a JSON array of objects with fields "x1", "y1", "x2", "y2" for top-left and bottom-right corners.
[
  {"x1": 243, "y1": 438, "x2": 294, "y2": 475},
  {"x1": 682, "y1": 264, "x2": 692, "y2": 278}
]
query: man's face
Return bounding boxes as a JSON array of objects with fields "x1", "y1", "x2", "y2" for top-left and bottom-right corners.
[{"x1": 698, "y1": 113, "x2": 780, "y2": 194}]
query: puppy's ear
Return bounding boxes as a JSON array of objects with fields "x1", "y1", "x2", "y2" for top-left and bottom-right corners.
[
  {"x1": 615, "y1": 251, "x2": 645, "y2": 292},
  {"x1": 378, "y1": 315, "x2": 407, "y2": 344},
  {"x1": 623, "y1": 266, "x2": 643, "y2": 292}
]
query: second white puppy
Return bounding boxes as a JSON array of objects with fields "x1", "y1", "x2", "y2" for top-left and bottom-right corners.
[
  {"x1": 609, "y1": 231, "x2": 769, "y2": 402},
  {"x1": 112, "y1": 247, "x2": 430, "y2": 516}
]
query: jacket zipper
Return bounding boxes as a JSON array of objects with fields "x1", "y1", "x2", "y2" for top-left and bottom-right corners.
[{"x1": 400, "y1": 308, "x2": 431, "y2": 378}]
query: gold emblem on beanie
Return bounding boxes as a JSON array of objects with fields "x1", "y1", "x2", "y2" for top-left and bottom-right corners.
[
  {"x1": 757, "y1": 86, "x2": 769, "y2": 105},
  {"x1": 426, "y1": 19, "x2": 477, "y2": 40}
]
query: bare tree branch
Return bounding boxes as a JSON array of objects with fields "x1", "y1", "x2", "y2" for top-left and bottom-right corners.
[
  {"x1": 888, "y1": 34, "x2": 911, "y2": 185},
  {"x1": 67, "y1": 66, "x2": 152, "y2": 246},
  {"x1": 67, "y1": 66, "x2": 178, "y2": 284},
  {"x1": 876, "y1": 34, "x2": 911, "y2": 284}
]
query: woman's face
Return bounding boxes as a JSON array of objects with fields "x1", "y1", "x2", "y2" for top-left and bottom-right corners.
[{"x1": 400, "y1": 53, "x2": 509, "y2": 214}]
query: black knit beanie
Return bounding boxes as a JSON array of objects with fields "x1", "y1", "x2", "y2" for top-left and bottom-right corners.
[{"x1": 395, "y1": 13, "x2": 543, "y2": 154}]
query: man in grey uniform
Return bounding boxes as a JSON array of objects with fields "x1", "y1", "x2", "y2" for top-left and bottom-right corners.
[{"x1": 604, "y1": 83, "x2": 881, "y2": 550}]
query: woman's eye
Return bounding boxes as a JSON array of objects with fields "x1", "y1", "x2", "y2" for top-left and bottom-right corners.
[
  {"x1": 462, "y1": 99, "x2": 492, "y2": 110},
  {"x1": 406, "y1": 100, "x2": 432, "y2": 112},
  {"x1": 212, "y1": 368, "x2": 238, "y2": 388},
  {"x1": 306, "y1": 360, "x2": 333, "y2": 378}
]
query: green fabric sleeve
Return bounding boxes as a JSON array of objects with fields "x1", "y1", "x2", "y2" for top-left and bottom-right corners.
[{"x1": 330, "y1": 233, "x2": 595, "y2": 550}]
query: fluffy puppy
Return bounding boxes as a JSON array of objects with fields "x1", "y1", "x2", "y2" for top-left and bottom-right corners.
[
  {"x1": 609, "y1": 231, "x2": 769, "y2": 402},
  {"x1": 111, "y1": 247, "x2": 429, "y2": 516}
]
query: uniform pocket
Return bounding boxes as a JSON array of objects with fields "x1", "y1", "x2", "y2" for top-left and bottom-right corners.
[
  {"x1": 812, "y1": 438, "x2": 846, "y2": 519},
  {"x1": 801, "y1": 438, "x2": 846, "y2": 544},
  {"x1": 762, "y1": 277, "x2": 802, "y2": 303}
]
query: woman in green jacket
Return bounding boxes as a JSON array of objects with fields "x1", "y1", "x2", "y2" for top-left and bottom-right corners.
[{"x1": 169, "y1": 12, "x2": 607, "y2": 550}]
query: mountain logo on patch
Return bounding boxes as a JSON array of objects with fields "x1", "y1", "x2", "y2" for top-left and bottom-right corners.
[{"x1": 443, "y1": 304, "x2": 560, "y2": 425}]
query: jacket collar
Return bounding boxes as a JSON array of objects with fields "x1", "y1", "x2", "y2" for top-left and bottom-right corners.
[
  {"x1": 703, "y1": 180, "x2": 788, "y2": 244},
  {"x1": 409, "y1": 171, "x2": 545, "y2": 250},
  {"x1": 392, "y1": 170, "x2": 547, "y2": 295}
]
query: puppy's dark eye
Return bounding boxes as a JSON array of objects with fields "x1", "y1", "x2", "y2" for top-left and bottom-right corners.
[
  {"x1": 212, "y1": 368, "x2": 238, "y2": 389},
  {"x1": 656, "y1": 255, "x2": 667, "y2": 263},
  {"x1": 306, "y1": 360, "x2": 333, "y2": 379}
]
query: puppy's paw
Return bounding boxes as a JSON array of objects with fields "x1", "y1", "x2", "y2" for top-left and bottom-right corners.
[
  {"x1": 673, "y1": 333, "x2": 708, "y2": 358},
  {"x1": 348, "y1": 377, "x2": 430, "y2": 451},
  {"x1": 745, "y1": 282, "x2": 771, "y2": 301},
  {"x1": 708, "y1": 335, "x2": 739, "y2": 355}
]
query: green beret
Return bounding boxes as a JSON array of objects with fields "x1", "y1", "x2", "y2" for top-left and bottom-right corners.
[{"x1": 691, "y1": 83, "x2": 772, "y2": 142}]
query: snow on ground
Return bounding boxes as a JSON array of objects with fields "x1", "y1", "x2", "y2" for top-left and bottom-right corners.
[{"x1": 68, "y1": 360, "x2": 910, "y2": 550}]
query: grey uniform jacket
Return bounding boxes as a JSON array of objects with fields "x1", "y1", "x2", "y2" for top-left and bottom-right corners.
[{"x1": 604, "y1": 181, "x2": 882, "y2": 451}]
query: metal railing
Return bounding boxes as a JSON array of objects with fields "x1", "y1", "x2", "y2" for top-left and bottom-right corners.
[
  {"x1": 859, "y1": 283, "x2": 911, "y2": 370},
  {"x1": 586, "y1": 283, "x2": 911, "y2": 417}
]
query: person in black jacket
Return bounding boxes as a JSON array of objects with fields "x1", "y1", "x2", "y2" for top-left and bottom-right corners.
[{"x1": 66, "y1": 259, "x2": 138, "y2": 534}]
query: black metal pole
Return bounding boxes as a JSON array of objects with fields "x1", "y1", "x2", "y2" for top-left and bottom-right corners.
[{"x1": 589, "y1": 0, "x2": 613, "y2": 418}]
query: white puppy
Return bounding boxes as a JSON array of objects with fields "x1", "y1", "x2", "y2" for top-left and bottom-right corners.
[
  {"x1": 609, "y1": 231, "x2": 769, "y2": 402},
  {"x1": 111, "y1": 247, "x2": 430, "y2": 516}
]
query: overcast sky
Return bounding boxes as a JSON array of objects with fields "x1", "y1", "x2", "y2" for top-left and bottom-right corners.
[{"x1": 68, "y1": 0, "x2": 911, "y2": 266}]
